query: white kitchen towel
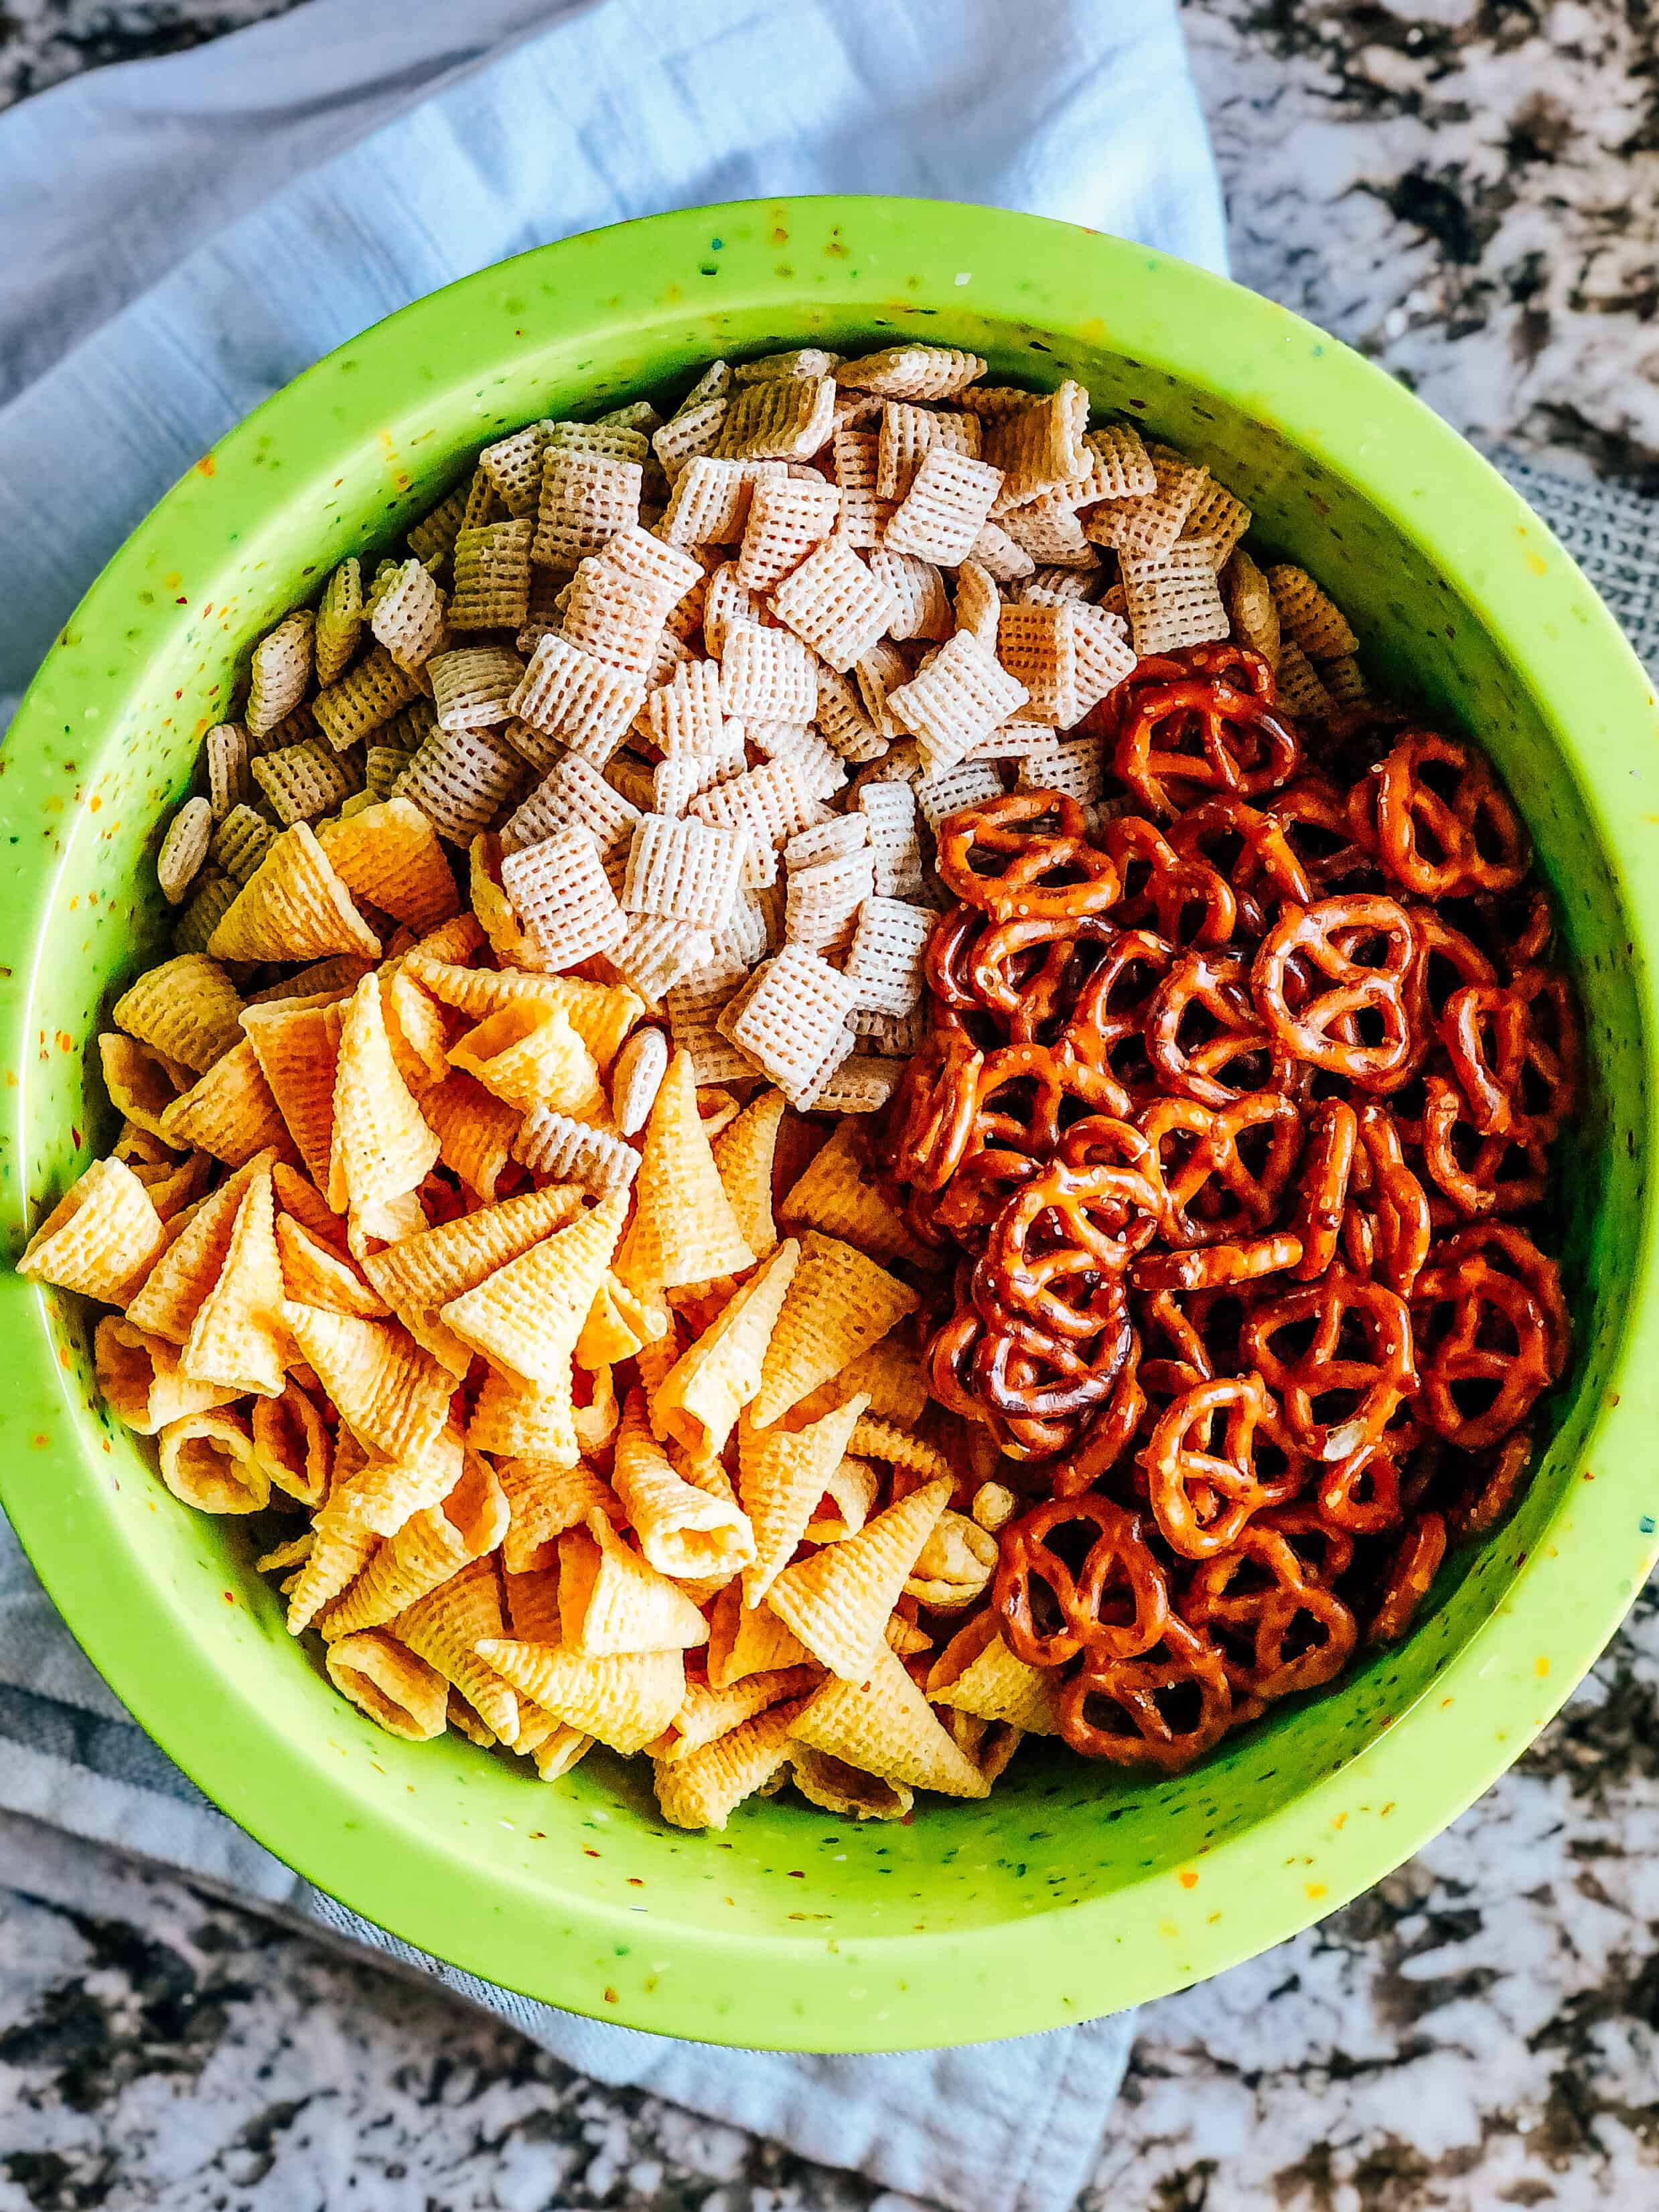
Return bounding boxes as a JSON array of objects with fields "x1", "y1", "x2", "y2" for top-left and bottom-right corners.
[
  {"x1": 0, "y1": 0, "x2": 1228, "y2": 722},
  {"x1": 0, "y1": 2, "x2": 1226, "y2": 2205}
]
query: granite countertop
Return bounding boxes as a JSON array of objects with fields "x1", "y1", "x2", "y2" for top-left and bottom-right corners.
[{"x1": 3, "y1": 3, "x2": 1658, "y2": 2208}]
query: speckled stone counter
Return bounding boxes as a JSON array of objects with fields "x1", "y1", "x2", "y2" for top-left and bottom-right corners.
[{"x1": 5, "y1": 5, "x2": 1659, "y2": 2209}]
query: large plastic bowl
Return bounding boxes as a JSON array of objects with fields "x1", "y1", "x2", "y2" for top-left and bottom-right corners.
[{"x1": 2, "y1": 198, "x2": 1656, "y2": 2052}]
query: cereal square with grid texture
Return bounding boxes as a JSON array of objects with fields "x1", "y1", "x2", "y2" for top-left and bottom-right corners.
[
  {"x1": 886, "y1": 630, "x2": 1029, "y2": 773},
  {"x1": 1266, "y1": 564, "x2": 1358, "y2": 658},
  {"x1": 1084, "y1": 444, "x2": 1210, "y2": 560},
  {"x1": 875, "y1": 403, "x2": 982, "y2": 503},
  {"x1": 1003, "y1": 492, "x2": 1098, "y2": 570},
  {"x1": 644, "y1": 658, "x2": 725, "y2": 756},
  {"x1": 652, "y1": 397, "x2": 728, "y2": 484},
  {"x1": 660, "y1": 457, "x2": 786, "y2": 549},
  {"x1": 721, "y1": 944, "x2": 861, "y2": 1102},
  {"x1": 393, "y1": 721, "x2": 526, "y2": 845},
  {"x1": 855, "y1": 780, "x2": 925, "y2": 897},
  {"x1": 1076, "y1": 423, "x2": 1157, "y2": 503},
  {"x1": 770, "y1": 537, "x2": 898, "y2": 674},
  {"x1": 559, "y1": 565, "x2": 666, "y2": 679},
  {"x1": 914, "y1": 759, "x2": 1005, "y2": 832},
  {"x1": 1180, "y1": 482, "x2": 1252, "y2": 572},
  {"x1": 313, "y1": 644, "x2": 424, "y2": 752},
  {"x1": 869, "y1": 548, "x2": 950, "y2": 642},
  {"x1": 717, "y1": 622, "x2": 818, "y2": 723},
  {"x1": 624, "y1": 814, "x2": 748, "y2": 932},
  {"x1": 716, "y1": 376, "x2": 837, "y2": 463},
  {"x1": 449, "y1": 521, "x2": 534, "y2": 631},
  {"x1": 835, "y1": 346, "x2": 987, "y2": 402},
  {"x1": 987, "y1": 379, "x2": 1091, "y2": 506},
  {"x1": 479, "y1": 423, "x2": 552, "y2": 516},
  {"x1": 510, "y1": 632, "x2": 644, "y2": 766},
  {"x1": 735, "y1": 475, "x2": 842, "y2": 593},
  {"x1": 830, "y1": 426, "x2": 893, "y2": 549},
  {"x1": 429, "y1": 644, "x2": 525, "y2": 731},
  {"x1": 784, "y1": 848, "x2": 875, "y2": 956},
  {"x1": 500, "y1": 829, "x2": 627, "y2": 968},
  {"x1": 500, "y1": 753, "x2": 641, "y2": 860},
  {"x1": 608, "y1": 913, "x2": 715, "y2": 1002},
  {"x1": 252, "y1": 740, "x2": 359, "y2": 826},
  {"x1": 813, "y1": 663, "x2": 886, "y2": 764},
  {"x1": 883, "y1": 448, "x2": 1006, "y2": 567},
  {"x1": 532, "y1": 449, "x2": 642, "y2": 570},
  {"x1": 1121, "y1": 542, "x2": 1230, "y2": 656}
]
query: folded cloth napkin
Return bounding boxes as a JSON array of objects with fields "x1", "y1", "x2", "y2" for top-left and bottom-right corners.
[{"x1": 0, "y1": 2, "x2": 1229, "y2": 2205}]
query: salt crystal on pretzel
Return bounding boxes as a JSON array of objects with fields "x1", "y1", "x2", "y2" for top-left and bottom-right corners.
[
  {"x1": 869, "y1": 548, "x2": 951, "y2": 643},
  {"x1": 717, "y1": 622, "x2": 818, "y2": 723},
  {"x1": 721, "y1": 945, "x2": 860, "y2": 1106},
  {"x1": 966, "y1": 520, "x2": 1035, "y2": 582},
  {"x1": 875, "y1": 402, "x2": 983, "y2": 503},
  {"x1": 624, "y1": 814, "x2": 749, "y2": 932},
  {"x1": 883, "y1": 447, "x2": 1005, "y2": 567},
  {"x1": 1003, "y1": 492, "x2": 1098, "y2": 569},
  {"x1": 784, "y1": 847, "x2": 874, "y2": 955},
  {"x1": 886, "y1": 629, "x2": 1029, "y2": 775},
  {"x1": 252, "y1": 739, "x2": 360, "y2": 827},
  {"x1": 836, "y1": 345, "x2": 987, "y2": 402},
  {"x1": 312, "y1": 644, "x2": 425, "y2": 752},
  {"x1": 608, "y1": 913, "x2": 716, "y2": 1003},
  {"x1": 914, "y1": 759, "x2": 1005, "y2": 834},
  {"x1": 315, "y1": 560, "x2": 364, "y2": 686},
  {"x1": 1273, "y1": 638, "x2": 1336, "y2": 720},
  {"x1": 449, "y1": 520, "x2": 534, "y2": 631},
  {"x1": 1222, "y1": 548, "x2": 1280, "y2": 666},
  {"x1": 855, "y1": 779, "x2": 926, "y2": 897},
  {"x1": 499, "y1": 753, "x2": 641, "y2": 861},
  {"x1": 510, "y1": 632, "x2": 644, "y2": 765},
  {"x1": 1085, "y1": 443, "x2": 1210, "y2": 559},
  {"x1": 716, "y1": 376, "x2": 837, "y2": 463},
  {"x1": 532, "y1": 449, "x2": 643, "y2": 569},
  {"x1": 1266, "y1": 563, "x2": 1358, "y2": 658},
  {"x1": 392, "y1": 723, "x2": 525, "y2": 845},
  {"x1": 844, "y1": 897, "x2": 933, "y2": 1015},
  {"x1": 427, "y1": 644, "x2": 524, "y2": 731},
  {"x1": 1077, "y1": 422, "x2": 1158, "y2": 502},
  {"x1": 987, "y1": 380, "x2": 1092, "y2": 508},
  {"x1": 1121, "y1": 542, "x2": 1230, "y2": 656},
  {"x1": 1181, "y1": 482, "x2": 1252, "y2": 572},
  {"x1": 245, "y1": 611, "x2": 313, "y2": 739},
  {"x1": 368, "y1": 559, "x2": 448, "y2": 672},
  {"x1": 771, "y1": 536, "x2": 898, "y2": 674},
  {"x1": 830, "y1": 425, "x2": 893, "y2": 548},
  {"x1": 735, "y1": 474, "x2": 842, "y2": 592},
  {"x1": 652, "y1": 398, "x2": 728, "y2": 484},
  {"x1": 498, "y1": 829, "x2": 626, "y2": 968}
]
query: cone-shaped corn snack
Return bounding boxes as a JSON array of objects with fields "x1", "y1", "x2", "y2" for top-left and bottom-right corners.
[
  {"x1": 208, "y1": 822, "x2": 381, "y2": 962},
  {"x1": 749, "y1": 1232, "x2": 918, "y2": 1428},
  {"x1": 611, "y1": 1390, "x2": 755, "y2": 1580},
  {"x1": 737, "y1": 1390, "x2": 869, "y2": 1607},
  {"x1": 766, "y1": 1475, "x2": 951, "y2": 1680},
  {"x1": 789, "y1": 1645, "x2": 989, "y2": 1797},
  {"x1": 615, "y1": 1050, "x2": 754, "y2": 1291},
  {"x1": 476, "y1": 1640, "x2": 684, "y2": 1756},
  {"x1": 651, "y1": 1240, "x2": 798, "y2": 1461}
]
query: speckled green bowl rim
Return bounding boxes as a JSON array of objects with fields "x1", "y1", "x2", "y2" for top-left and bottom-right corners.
[{"x1": 3, "y1": 199, "x2": 1658, "y2": 2049}]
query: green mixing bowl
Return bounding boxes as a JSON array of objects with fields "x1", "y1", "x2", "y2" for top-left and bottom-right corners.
[{"x1": 3, "y1": 198, "x2": 1656, "y2": 2053}]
